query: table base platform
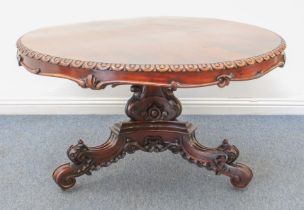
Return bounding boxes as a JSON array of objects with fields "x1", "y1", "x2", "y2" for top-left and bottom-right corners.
[{"x1": 53, "y1": 85, "x2": 253, "y2": 190}]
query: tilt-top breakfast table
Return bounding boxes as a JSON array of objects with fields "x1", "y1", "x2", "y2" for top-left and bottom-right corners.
[{"x1": 16, "y1": 17, "x2": 286, "y2": 190}]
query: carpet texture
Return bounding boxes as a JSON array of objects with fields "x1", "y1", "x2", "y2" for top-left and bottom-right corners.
[{"x1": 0, "y1": 115, "x2": 303, "y2": 210}]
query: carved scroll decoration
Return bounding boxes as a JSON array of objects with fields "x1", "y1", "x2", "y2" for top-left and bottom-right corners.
[{"x1": 125, "y1": 85, "x2": 182, "y2": 121}]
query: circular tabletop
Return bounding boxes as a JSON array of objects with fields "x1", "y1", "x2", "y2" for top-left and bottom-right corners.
[{"x1": 17, "y1": 17, "x2": 286, "y2": 89}]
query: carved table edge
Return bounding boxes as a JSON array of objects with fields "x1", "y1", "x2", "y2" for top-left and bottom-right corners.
[{"x1": 16, "y1": 37, "x2": 286, "y2": 73}]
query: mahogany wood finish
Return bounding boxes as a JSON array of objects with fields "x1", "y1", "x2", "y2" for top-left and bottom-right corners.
[
  {"x1": 53, "y1": 85, "x2": 252, "y2": 190},
  {"x1": 17, "y1": 17, "x2": 286, "y2": 190},
  {"x1": 16, "y1": 17, "x2": 286, "y2": 89}
]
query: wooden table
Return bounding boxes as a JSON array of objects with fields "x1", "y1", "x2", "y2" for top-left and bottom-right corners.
[{"x1": 17, "y1": 17, "x2": 286, "y2": 190}]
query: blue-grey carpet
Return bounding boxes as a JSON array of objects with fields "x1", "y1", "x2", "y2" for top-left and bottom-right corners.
[{"x1": 0, "y1": 115, "x2": 303, "y2": 210}]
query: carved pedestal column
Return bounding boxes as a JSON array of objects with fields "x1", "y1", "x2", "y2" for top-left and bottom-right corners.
[{"x1": 53, "y1": 85, "x2": 253, "y2": 190}]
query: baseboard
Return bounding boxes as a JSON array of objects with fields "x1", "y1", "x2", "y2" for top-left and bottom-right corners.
[{"x1": 1, "y1": 98, "x2": 304, "y2": 115}]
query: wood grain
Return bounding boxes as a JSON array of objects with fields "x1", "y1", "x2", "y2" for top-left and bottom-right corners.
[{"x1": 17, "y1": 17, "x2": 286, "y2": 73}]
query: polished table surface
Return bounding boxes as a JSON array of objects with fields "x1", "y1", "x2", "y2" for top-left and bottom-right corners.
[
  {"x1": 17, "y1": 17, "x2": 286, "y2": 88},
  {"x1": 18, "y1": 17, "x2": 284, "y2": 65}
]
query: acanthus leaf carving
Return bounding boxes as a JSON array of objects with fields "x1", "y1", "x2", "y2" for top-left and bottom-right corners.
[
  {"x1": 125, "y1": 85, "x2": 182, "y2": 121},
  {"x1": 124, "y1": 136, "x2": 181, "y2": 153}
]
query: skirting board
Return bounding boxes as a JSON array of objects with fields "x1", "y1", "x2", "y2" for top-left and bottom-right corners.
[{"x1": 1, "y1": 98, "x2": 304, "y2": 115}]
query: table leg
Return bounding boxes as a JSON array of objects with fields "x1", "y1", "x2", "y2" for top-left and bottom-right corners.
[{"x1": 53, "y1": 85, "x2": 252, "y2": 190}]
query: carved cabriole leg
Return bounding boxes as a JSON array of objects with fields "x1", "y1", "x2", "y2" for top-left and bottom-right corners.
[
  {"x1": 52, "y1": 121, "x2": 185, "y2": 190},
  {"x1": 53, "y1": 85, "x2": 252, "y2": 190},
  {"x1": 180, "y1": 133, "x2": 253, "y2": 188},
  {"x1": 53, "y1": 124, "x2": 127, "y2": 190}
]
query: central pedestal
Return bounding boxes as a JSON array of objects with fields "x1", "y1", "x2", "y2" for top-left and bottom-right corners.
[{"x1": 53, "y1": 85, "x2": 253, "y2": 190}]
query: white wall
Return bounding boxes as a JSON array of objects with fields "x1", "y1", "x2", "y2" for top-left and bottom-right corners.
[{"x1": 1, "y1": 0, "x2": 304, "y2": 114}]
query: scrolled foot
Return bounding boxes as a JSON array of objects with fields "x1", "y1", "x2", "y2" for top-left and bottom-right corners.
[
  {"x1": 214, "y1": 155, "x2": 253, "y2": 188},
  {"x1": 228, "y1": 163, "x2": 253, "y2": 188},
  {"x1": 216, "y1": 140, "x2": 252, "y2": 188},
  {"x1": 180, "y1": 135, "x2": 253, "y2": 189},
  {"x1": 52, "y1": 140, "x2": 94, "y2": 190},
  {"x1": 52, "y1": 129, "x2": 128, "y2": 190},
  {"x1": 52, "y1": 163, "x2": 77, "y2": 190}
]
